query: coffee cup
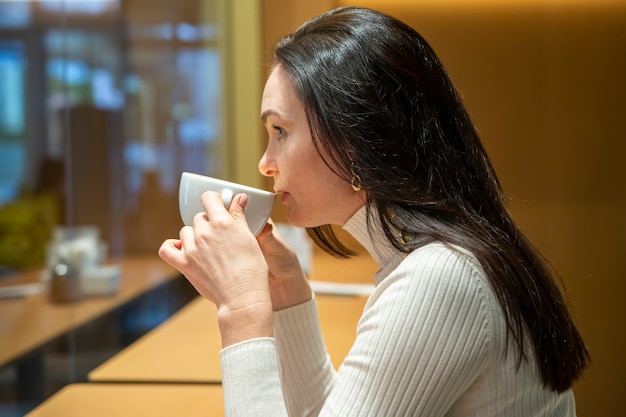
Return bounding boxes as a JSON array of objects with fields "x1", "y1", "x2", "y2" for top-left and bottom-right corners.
[{"x1": 178, "y1": 172, "x2": 276, "y2": 236}]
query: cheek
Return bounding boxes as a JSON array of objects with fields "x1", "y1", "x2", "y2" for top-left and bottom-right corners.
[
  {"x1": 284, "y1": 140, "x2": 325, "y2": 184},
  {"x1": 298, "y1": 166, "x2": 359, "y2": 222},
  {"x1": 299, "y1": 153, "x2": 338, "y2": 195},
  {"x1": 282, "y1": 137, "x2": 360, "y2": 224}
]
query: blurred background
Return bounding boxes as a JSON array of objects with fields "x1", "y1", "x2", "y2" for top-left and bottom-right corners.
[{"x1": 0, "y1": 0, "x2": 624, "y2": 415}]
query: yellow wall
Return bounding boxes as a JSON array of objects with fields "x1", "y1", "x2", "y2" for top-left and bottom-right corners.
[
  {"x1": 216, "y1": 0, "x2": 264, "y2": 188},
  {"x1": 263, "y1": 0, "x2": 626, "y2": 414}
]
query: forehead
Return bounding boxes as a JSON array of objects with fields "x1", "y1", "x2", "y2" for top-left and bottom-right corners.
[{"x1": 261, "y1": 65, "x2": 302, "y2": 122}]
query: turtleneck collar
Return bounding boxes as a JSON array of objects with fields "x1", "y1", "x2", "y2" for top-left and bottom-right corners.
[{"x1": 342, "y1": 205, "x2": 405, "y2": 285}]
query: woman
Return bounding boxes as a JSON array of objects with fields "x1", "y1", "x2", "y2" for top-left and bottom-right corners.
[{"x1": 159, "y1": 7, "x2": 589, "y2": 416}]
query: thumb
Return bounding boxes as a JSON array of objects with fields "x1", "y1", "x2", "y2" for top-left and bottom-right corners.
[
  {"x1": 257, "y1": 221, "x2": 292, "y2": 256},
  {"x1": 229, "y1": 193, "x2": 249, "y2": 226}
]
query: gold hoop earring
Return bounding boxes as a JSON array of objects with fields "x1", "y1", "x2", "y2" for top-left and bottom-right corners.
[{"x1": 350, "y1": 167, "x2": 362, "y2": 192}]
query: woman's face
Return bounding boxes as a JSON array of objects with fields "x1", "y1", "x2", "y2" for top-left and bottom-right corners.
[{"x1": 258, "y1": 65, "x2": 364, "y2": 227}]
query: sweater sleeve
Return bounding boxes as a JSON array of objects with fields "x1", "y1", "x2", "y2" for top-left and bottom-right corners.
[
  {"x1": 220, "y1": 338, "x2": 288, "y2": 417},
  {"x1": 220, "y1": 244, "x2": 498, "y2": 417},
  {"x1": 273, "y1": 297, "x2": 336, "y2": 416},
  {"x1": 220, "y1": 298, "x2": 332, "y2": 417}
]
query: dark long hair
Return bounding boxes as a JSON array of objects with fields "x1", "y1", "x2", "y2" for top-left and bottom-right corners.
[{"x1": 272, "y1": 7, "x2": 589, "y2": 392}]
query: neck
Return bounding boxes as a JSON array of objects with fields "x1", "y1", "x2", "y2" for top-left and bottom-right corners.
[{"x1": 342, "y1": 205, "x2": 404, "y2": 285}]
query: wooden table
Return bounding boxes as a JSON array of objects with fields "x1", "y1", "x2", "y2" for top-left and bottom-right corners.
[
  {"x1": 89, "y1": 293, "x2": 368, "y2": 383},
  {"x1": 88, "y1": 250, "x2": 376, "y2": 383},
  {"x1": 0, "y1": 255, "x2": 179, "y2": 367},
  {"x1": 25, "y1": 383, "x2": 224, "y2": 417}
]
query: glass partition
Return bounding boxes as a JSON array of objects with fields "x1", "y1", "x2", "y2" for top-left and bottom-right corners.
[{"x1": 0, "y1": 0, "x2": 231, "y2": 414}]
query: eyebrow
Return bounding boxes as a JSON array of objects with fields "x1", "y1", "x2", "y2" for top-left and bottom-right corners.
[{"x1": 260, "y1": 109, "x2": 283, "y2": 124}]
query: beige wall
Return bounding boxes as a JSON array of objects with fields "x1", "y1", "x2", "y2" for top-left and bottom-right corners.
[{"x1": 263, "y1": 0, "x2": 626, "y2": 415}]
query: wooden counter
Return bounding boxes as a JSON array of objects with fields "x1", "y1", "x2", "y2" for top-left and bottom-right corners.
[
  {"x1": 89, "y1": 293, "x2": 368, "y2": 383},
  {"x1": 25, "y1": 383, "x2": 224, "y2": 417},
  {"x1": 0, "y1": 256, "x2": 179, "y2": 367},
  {"x1": 88, "y1": 252, "x2": 376, "y2": 383}
]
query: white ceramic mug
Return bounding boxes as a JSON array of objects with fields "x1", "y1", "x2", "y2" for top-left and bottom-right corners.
[{"x1": 178, "y1": 172, "x2": 276, "y2": 236}]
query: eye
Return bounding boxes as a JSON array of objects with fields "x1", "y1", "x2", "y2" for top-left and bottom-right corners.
[{"x1": 272, "y1": 125, "x2": 286, "y2": 137}]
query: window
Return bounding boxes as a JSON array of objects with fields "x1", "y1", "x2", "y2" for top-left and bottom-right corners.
[{"x1": 0, "y1": 1, "x2": 248, "y2": 415}]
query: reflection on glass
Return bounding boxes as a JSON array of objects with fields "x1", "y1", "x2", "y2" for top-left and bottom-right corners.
[
  {"x1": 39, "y1": 0, "x2": 119, "y2": 15},
  {"x1": 0, "y1": 2, "x2": 30, "y2": 28},
  {"x1": 0, "y1": 1, "x2": 223, "y2": 260},
  {"x1": 0, "y1": 41, "x2": 26, "y2": 206},
  {"x1": 0, "y1": 1, "x2": 225, "y2": 415}
]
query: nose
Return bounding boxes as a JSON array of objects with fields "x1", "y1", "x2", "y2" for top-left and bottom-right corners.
[{"x1": 258, "y1": 146, "x2": 277, "y2": 178}]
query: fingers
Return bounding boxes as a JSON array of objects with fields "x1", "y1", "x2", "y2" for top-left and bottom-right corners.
[
  {"x1": 257, "y1": 221, "x2": 291, "y2": 253},
  {"x1": 158, "y1": 197, "x2": 270, "y2": 312},
  {"x1": 158, "y1": 238, "x2": 185, "y2": 268},
  {"x1": 159, "y1": 226, "x2": 195, "y2": 270},
  {"x1": 228, "y1": 193, "x2": 248, "y2": 222},
  {"x1": 198, "y1": 191, "x2": 251, "y2": 232},
  {"x1": 256, "y1": 222, "x2": 279, "y2": 248},
  {"x1": 199, "y1": 191, "x2": 228, "y2": 221},
  {"x1": 256, "y1": 222, "x2": 274, "y2": 240},
  {"x1": 161, "y1": 238, "x2": 182, "y2": 251}
]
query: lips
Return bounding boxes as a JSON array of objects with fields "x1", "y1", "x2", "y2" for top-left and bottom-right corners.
[
  {"x1": 278, "y1": 191, "x2": 290, "y2": 204},
  {"x1": 273, "y1": 183, "x2": 289, "y2": 203}
]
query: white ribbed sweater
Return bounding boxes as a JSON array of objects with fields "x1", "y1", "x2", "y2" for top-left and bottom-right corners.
[{"x1": 220, "y1": 207, "x2": 576, "y2": 416}]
